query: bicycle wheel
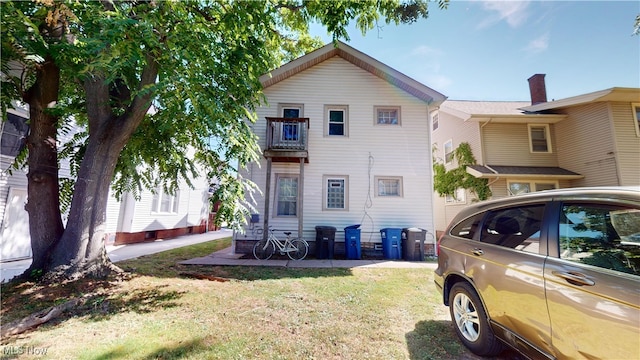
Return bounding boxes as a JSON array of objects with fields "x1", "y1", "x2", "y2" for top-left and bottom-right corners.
[
  {"x1": 253, "y1": 239, "x2": 275, "y2": 260},
  {"x1": 286, "y1": 238, "x2": 308, "y2": 261}
]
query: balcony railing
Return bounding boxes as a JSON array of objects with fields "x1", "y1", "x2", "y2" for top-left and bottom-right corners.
[{"x1": 264, "y1": 117, "x2": 309, "y2": 160}]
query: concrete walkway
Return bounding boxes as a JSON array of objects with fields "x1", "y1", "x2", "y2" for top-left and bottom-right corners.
[
  {"x1": 0, "y1": 228, "x2": 234, "y2": 283},
  {"x1": 1, "y1": 228, "x2": 437, "y2": 282},
  {"x1": 180, "y1": 246, "x2": 438, "y2": 269}
]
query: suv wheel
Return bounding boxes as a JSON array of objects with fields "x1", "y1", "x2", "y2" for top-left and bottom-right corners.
[{"x1": 449, "y1": 282, "x2": 503, "y2": 356}]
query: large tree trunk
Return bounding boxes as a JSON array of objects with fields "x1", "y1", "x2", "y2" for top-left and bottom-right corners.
[
  {"x1": 23, "y1": 56, "x2": 65, "y2": 275},
  {"x1": 45, "y1": 58, "x2": 158, "y2": 280}
]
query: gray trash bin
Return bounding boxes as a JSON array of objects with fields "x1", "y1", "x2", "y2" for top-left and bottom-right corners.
[{"x1": 402, "y1": 228, "x2": 426, "y2": 261}]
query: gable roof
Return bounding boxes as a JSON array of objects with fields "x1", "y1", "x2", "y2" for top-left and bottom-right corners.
[
  {"x1": 440, "y1": 100, "x2": 566, "y2": 123},
  {"x1": 521, "y1": 87, "x2": 640, "y2": 112},
  {"x1": 259, "y1": 41, "x2": 447, "y2": 107}
]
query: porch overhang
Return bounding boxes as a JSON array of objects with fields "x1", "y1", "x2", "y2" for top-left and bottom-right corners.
[{"x1": 467, "y1": 165, "x2": 584, "y2": 180}]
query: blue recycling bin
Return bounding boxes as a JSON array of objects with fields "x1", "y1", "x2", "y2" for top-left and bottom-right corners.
[
  {"x1": 380, "y1": 228, "x2": 402, "y2": 259},
  {"x1": 344, "y1": 225, "x2": 362, "y2": 260}
]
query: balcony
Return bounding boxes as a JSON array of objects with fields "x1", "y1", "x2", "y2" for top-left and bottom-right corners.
[{"x1": 264, "y1": 117, "x2": 309, "y2": 162}]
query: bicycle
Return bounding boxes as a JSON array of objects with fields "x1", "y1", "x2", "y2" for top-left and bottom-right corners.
[{"x1": 252, "y1": 227, "x2": 309, "y2": 260}]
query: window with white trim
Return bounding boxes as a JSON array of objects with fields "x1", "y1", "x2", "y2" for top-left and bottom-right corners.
[
  {"x1": 375, "y1": 176, "x2": 403, "y2": 197},
  {"x1": 151, "y1": 188, "x2": 180, "y2": 213},
  {"x1": 444, "y1": 140, "x2": 454, "y2": 164},
  {"x1": 508, "y1": 181, "x2": 557, "y2": 196},
  {"x1": 276, "y1": 175, "x2": 298, "y2": 216},
  {"x1": 323, "y1": 175, "x2": 348, "y2": 210},
  {"x1": 445, "y1": 188, "x2": 466, "y2": 204},
  {"x1": 528, "y1": 124, "x2": 552, "y2": 153},
  {"x1": 375, "y1": 106, "x2": 400, "y2": 125},
  {"x1": 632, "y1": 103, "x2": 640, "y2": 137},
  {"x1": 324, "y1": 105, "x2": 348, "y2": 136},
  {"x1": 432, "y1": 113, "x2": 439, "y2": 131}
]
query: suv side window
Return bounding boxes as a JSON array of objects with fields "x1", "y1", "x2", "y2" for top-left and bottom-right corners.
[
  {"x1": 559, "y1": 204, "x2": 640, "y2": 276},
  {"x1": 481, "y1": 205, "x2": 545, "y2": 253},
  {"x1": 450, "y1": 212, "x2": 485, "y2": 240}
]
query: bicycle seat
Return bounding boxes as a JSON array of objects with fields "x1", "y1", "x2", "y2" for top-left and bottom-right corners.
[{"x1": 284, "y1": 232, "x2": 292, "y2": 236}]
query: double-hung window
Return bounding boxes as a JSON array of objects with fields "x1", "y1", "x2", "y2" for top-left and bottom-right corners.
[
  {"x1": 432, "y1": 113, "x2": 439, "y2": 131},
  {"x1": 151, "y1": 188, "x2": 180, "y2": 214},
  {"x1": 633, "y1": 103, "x2": 640, "y2": 137},
  {"x1": 276, "y1": 175, "x2": 298, "y2": 216},
  {"x1": 375, "y1": 106, "x2": 401, "y2": 125},
  {"x1": 528, "y1": 124, "x2": 551, "y2": 153},
  {"x1": 444, "y1": 140, "x2": 454, "y2": 164},
  {"x1": 325, "y1": 105, "x2": 348, "y2": 136},
  {"x1": 324, "y1": 176, "x2": 348, "y2": 210}
]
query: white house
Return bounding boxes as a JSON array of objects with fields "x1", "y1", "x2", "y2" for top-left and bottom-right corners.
[
  {"x1": 233, "y1": 41, "x2": 446, "y2": 257},
  {"x1": 0, "y1": 104, "x2": 214, "y2": 262}
]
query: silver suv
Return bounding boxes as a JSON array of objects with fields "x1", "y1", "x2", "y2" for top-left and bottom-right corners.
[{"x1": 434, "y1": 187, "x2": 640, "y2": 359}]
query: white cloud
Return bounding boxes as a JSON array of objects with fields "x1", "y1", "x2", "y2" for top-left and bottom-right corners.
[
  {"x1": 524, "y1": 33, "x2": 549, "y2": 54},
  {"x1": 411, "y1": 45, "x2": 444, "y2": 57},
  {"x1": 477, "y1": 1, "x2": 531, "y2": 29}
]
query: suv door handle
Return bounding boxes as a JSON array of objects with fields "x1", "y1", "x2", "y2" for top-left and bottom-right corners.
[
  {"x1": 552, "y1": 271, "x2": 595, "y2": 286},
  {"x1": 471, "y1": 248, "x2": 484, "y2": 256}
]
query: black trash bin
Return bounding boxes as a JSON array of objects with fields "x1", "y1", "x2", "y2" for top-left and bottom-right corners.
[
  {"x1": 315, "y1": 226, "x2": 336, "y2": 259},
  {"x1": 402, "y1": 228, "x2": 427, "y2": 261},
  {"x1": 344, "y1": 225, "x2": 361, "y2": 260}
]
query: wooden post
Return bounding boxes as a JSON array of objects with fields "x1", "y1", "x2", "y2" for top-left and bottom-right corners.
[
  {"x1": 298, "y1": 157, "x2": 304, "y2": 240},
  {"x1": 263, "y1": 157, "x2": 272, "y2": 241}
]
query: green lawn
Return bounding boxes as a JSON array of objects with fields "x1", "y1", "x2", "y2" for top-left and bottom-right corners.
[{"x1": 1, "y1": 238, "x2": 480, "y2": 359}]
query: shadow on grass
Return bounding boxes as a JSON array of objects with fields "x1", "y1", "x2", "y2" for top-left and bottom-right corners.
[
  {"x1": 152, "y1": 263, "x2": 354, "y2": 282},
  {"x1": 92, "y1": 338, "x2": 205, "y2": 360},
  {"x1": 406, "y1": 320, "x2": 468, "y2": 359},
  {"x1": 406, "y1": 320, "x2": 528, "y2": 360},
  {"x1": 86, "y1": 284, "x2": 185, "y2": 321}
]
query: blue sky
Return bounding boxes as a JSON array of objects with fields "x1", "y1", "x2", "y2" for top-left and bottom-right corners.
[{"x1": 311, "y1": 1, "x2": 640, "y2": 101}]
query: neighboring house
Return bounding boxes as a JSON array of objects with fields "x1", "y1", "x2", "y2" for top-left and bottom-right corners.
[
  {"x1": 1, "y1": 104, "x2": 31, "y2": 261},
  {"x1": 0, "y1": 103, "x2": 214, "y2": 262},
  {"x1": 103, "y1": 174, "x2": 214, "y2": 246},
  {"x1": 432, "y1": 74, "x2": 640, "y2": 232},
  {"x1": 233, "y1": 41, "x2": 446, "y2": 257}
]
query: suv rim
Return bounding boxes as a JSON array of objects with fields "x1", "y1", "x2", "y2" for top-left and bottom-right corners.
[{"x1": 452, "y1": 292, "x2": 480, "y2": 342}]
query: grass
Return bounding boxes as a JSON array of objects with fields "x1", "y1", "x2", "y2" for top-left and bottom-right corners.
[{"x1": 0, "y1": 237, "x2": 483, "y2": 360}]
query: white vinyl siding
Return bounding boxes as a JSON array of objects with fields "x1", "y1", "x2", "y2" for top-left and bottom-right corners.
[{"x1": 246, "y1": 56, "x2": 436, "y2": 236}]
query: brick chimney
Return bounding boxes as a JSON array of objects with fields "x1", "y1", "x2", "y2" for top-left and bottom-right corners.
[{"x1": 528, "y1": 74, "x2": 547, "y2": 105}]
